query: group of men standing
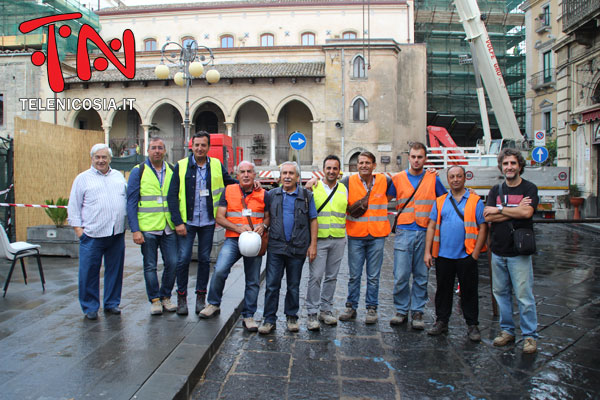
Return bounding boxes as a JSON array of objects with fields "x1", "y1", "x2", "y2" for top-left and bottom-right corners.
[{"x1": 68, "y1": 136, "x2": 539, "y2": 353}]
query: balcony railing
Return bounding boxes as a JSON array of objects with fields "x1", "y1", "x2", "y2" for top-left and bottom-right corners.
[
  {"x1": 530, "y1": 69, "x2": 556, "y2": 90},
  {"x1": 535, "y1": 14, "x2": 551, "y2": 33},
  {"x1": 563, "y1": 0, "x2": 600, "y2": 32}
]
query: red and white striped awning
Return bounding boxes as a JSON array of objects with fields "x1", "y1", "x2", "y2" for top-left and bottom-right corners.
[{"x1": 582, "y1": 107, "x2": 600, "y2": 123}]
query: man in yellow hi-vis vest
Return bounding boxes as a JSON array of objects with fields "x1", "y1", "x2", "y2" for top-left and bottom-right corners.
[
  {"x1": 167, "y1": 132, "x2": 237, "y2": 315},
  {"x1": 127, "y1": 137, "x2": 178, "y2": 316}
]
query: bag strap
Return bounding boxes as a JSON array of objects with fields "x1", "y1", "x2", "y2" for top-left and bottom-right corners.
[
  {"x1": 317, "y1": 182, "x2": 339, "y2": 214},
  {"x1": 239, "y1": 185, "x2": 255, "y2": 230},
  {"x1": 449, "y1": 195, "x2": 464, "y2": 221},
  {"x1": 392, "y1": 173, "x2": 425, "y2": 234}
]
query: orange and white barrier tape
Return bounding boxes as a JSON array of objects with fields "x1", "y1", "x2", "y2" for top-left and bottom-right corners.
[{"x1": 0, "y1": 203, "x2": 67, "y2": 209}]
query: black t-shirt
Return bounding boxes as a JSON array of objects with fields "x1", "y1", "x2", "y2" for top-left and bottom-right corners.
[{"x1": 486, "y1": 179, "x2": 538, "y2": 257}]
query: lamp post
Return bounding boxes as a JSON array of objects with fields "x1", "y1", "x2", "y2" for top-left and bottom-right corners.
[{"x1": 154, "y1": 40, "x2": 220, "y2": 159}]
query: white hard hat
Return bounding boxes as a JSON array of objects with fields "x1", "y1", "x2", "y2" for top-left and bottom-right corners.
[{"x1": 238, "y1": 231, "x2": 262, "y2": 257}]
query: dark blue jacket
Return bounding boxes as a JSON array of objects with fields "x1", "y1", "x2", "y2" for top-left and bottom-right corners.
[{"x1": 267, "y1": 186, "x2": 313, "y2": 257}]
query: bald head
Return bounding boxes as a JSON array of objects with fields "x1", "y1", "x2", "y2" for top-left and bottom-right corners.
[{"x1": 237, "y1": 161, "x2": 256, "y2": 190}]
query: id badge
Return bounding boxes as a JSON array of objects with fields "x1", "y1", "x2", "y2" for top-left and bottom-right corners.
[
  {"x1": 157, "y1": 196, "x2": 163, "y2": 204},
  {"x1": 242, "y1": 209, "x2": 252, "y2": 217},
  {"x1": 200, "y1": 189, "x2": 210, "y2": 197}
]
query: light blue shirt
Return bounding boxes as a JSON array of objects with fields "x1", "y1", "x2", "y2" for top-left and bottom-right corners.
[
  {"x1": 68, "y1": 166, "x2": 127, "y2": 238},
  {"x1": 188, "y1": 158, "x2": 214, "y2": 227}
]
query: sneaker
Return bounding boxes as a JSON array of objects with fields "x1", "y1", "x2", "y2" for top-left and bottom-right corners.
[
  {"x1": 287, "y1": 316, "x2": 300, "y2": 332},
  {"x1": 318, "y1": 311, "x2": 338, "y2": 326},
  {"x1": 365, "y1": 307, "x2": 378, "y2": 324},
  {"x1": 85, "y1": 311, "x2": 98, "y2": 320},
  {"x1": 258, "y1": 322, "x2": 276, "y2": 335},
  {"x1": 150, "y1": 299, "x2": 163, "y2": 315},
  {"x1": 493, "y1": 331, "x2": 515, "y2": 347},
  {"x1": 195, "y1": 293, "x2": 206, "y2": 315},
  {"x1": 199, "y1": 304, "x2": 220, "y2": 319},
  {"x1": 390, "y1": 313, "x2": 408, "y2": 326},
  {"x1": 242, "y1": 317, "x2": 258, "y2": 332},
  {"x1": 427, "y1": 321, "x2": 448, "y2": 336},
  {"x1": 338, "y1": 303, "x2": 357, "y2": 321},
  {"x1": 176, "y1": 293, "x2": 188, "y2": 315},
  {"x1": 523, "y1": 337, "x2": 537, "y2": 354},
  {"x1": 161, "y1": 297, "x2": 177, "y2": 312},
  {"x1": 467, "y1": 325, "x2": 481, "y2": 342},
  {"x1": 307, "y1": 314, "x2": 320, "y2": 331},
  {"x1": 411, "y1": 312, "x2": 425, "y2": 330}
]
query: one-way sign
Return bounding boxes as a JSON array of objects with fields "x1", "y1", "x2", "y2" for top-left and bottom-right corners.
[
  {"x1": 532, "y1": 146, "x2": 549, "y2": 163},
  {"x1": 289, "y1": 131, "x2": 307, "y2": 151}
]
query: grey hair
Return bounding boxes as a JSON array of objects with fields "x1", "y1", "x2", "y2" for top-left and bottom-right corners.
[
  {"x1": 148, "y1": 137, "x2": 165, "y2": 147},
  {"x1": 90, "y1": 143, "x2": 113, "y2": 158},
  {"x1": 446, "y1": 165, "x2": 466, "y2": 176},
  {"x1": 279, "y1": 161, "x2": 300, "y2": 176},
  {"x1": 235, "y1": 160, "x2": 256, "y2": 173}
]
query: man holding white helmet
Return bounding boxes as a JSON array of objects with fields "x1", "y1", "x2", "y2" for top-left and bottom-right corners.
[{"x1": 198, "y1": 161, "x2": 269, "y2": 332}]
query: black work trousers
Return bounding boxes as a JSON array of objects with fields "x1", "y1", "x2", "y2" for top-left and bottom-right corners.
[{"x1": 434, "y1": 255, "x2": 479, "y2": 326}]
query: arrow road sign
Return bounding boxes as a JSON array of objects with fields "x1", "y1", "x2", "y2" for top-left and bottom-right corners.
[
  {"x1": 532, "y1": 146, "x2": 549, "y2": 163},
  {"x1": 289, "y1": 131, "x2": 307, "y2": 151}
]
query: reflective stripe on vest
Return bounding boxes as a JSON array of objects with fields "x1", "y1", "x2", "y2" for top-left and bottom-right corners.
[
  {"x1": 314, "y1": 182, "x2": 348, "y2": 238},
  {"x1": 392, "y1": 170, "x2": 437, "y2": 228},
  {"x1": 346, "y1": 174, "x2": 391, "y2": 237},
  {"x1": 432, "y1": 193, "x2": 487, "y2": 257},
  {"x1": 223, "y1": 184, "x2": 266, "y2": 238},
  {"x1": 136, "y1": 163, "x2": 175, "y2": 231},
  {"x1": 177, "y1": 157, "x2": 225, "y2": 222}
]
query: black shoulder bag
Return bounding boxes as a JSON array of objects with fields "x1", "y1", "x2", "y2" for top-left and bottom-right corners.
[{"x1": 498, "y1": 183, "x2": 536, "y2": 255}]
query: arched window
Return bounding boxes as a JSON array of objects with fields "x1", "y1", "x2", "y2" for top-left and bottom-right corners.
[
  {"x1": 220, "y1": 35, "x2": 234, "y2": 48},
  {"x1": 342, "y1": 31, "x2": 357, "y2": 39},
  {"x1": 144, "y1": 38, "x2": 157, "y2": 51},
  {"x1": 301, "y1": 32, "x2": 315, "y2": 46},
  {"x1": 352, "y1": 55, "x2": 366, "y2": 78},
  {"x1": 261, "y1": 33, "x2": 274, "y2": 47},
  {"x1": 352, "y1": 97, "x2": 367, "y2": 121},
  {"x1": 182, "y1": 36, "x2": 195, "y2": 48}
]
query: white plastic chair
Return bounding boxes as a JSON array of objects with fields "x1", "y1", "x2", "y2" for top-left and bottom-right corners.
[{"x1": 0, "y1": 226, "x2": 45, "y2": 297}]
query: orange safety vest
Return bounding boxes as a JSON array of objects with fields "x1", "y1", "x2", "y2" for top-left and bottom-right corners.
[
  {"x1": 432, "y1": 192, "x2": 487, "y2": 257},
  {"x1": 346, "y1": 174, "x2": 391, "y2": 238},
  {"x1": 223, "y1": 185, "x2": 266, "y2": 238},
  {"x1": 392, "y1": 170, "x2": 437, "y2": 228}
]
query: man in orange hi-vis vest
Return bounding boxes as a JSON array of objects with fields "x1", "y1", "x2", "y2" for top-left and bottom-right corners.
[
  {"x1": 423, "y1": 165, "x2": 487, "y2": 341},
  {"x1": 390, "y1": 142, "x2": 447, "y2": 330}
]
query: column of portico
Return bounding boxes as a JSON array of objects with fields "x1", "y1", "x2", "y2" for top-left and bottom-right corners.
[
  {"x1": 269, "y1": 121, "x2": 277, "y2": 166},
  {"x1": 141, "y1": 124, "x2": 150, "y2": 156},
  {"x1": 102, "y1": 124, "x2": 111, "y2": 147},
  {"x1": 225, "y1": 122, "x2": 234, "y2": 137}
]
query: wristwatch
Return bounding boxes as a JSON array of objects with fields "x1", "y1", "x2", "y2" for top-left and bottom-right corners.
[{"x1": 263, "y1": 223, "x2": 269, "y2": 231}]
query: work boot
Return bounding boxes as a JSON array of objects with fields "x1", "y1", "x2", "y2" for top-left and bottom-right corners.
[
  {"x1": 427, "y1": 321, "x2": 448, "y2": 336},
  {"x1": 287, "y1": 316, "x2": 300, "y2": 332},
  {"x1": 493, "y1": 331, "x2": 515, "y2": 347},
  {"x1": 258, "y1": 322, "x2": 276, "y2": 335},
  {"x1": 150, "y1": 298, "x2": 163, "y2": 315},
  {"x1": 467, "y1": 325, "x2": 481, "y2": 342},
  {"x1": 195, "y1": 293, "x2": 206, "y2": 314},
  {"x1": 161, "y1": 297, "x2": 177, "y2": 312},
  {"x1": 242, "y1": 317, "x2": 258, "y2": 332},
  {"x1": 199, "y1": 304, "x2": 220, "y2": 319},
  {"x1": 338, "y1": 303, "x2": 357, "y2": 321},
  {"x1": 411, "y1": 311, "x2": 425, "y2": 330},
  {"x1": 390, "y1": 313, "x2": 408, "y2": 326},
  {"x1": 177, "y1": 293, "x2": 188, "y2": 315},
  {"x1": 365, "y1": 306, "x2": 378, "y2": 324},
  {"x1": 318, "y1": 311, "x2": 338, "y2": 326},
  {"x1": 523, "y1": 337, "x2": 537, "y2": 354},
  {"x1": 307, "y1": 314, "x2": 320, "y2": 331}
]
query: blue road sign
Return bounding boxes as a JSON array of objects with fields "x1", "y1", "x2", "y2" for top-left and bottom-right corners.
[
  {"x1": 532, "y1": 146, "x2": 549, "y2": 163},
  {"x1": 289, "y1": 131, "x2": 307, "y2": 151}
]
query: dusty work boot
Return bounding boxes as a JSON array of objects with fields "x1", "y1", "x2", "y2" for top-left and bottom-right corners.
[
  {"x1": 176, "y1": 293, "x2": 188, "y2": 315},
  {"x1": 318, "y1": 311, "x2": 338, "y2": 326},
  {"x1": 365, "y1": 306, "x2": 378, "y2": 324},
  {"x1": 242, "y1": 317, "x2": 258, "y2": 332},
  {"x1": 195, "y1": 293, "x2": 206, "y2": 314},
  {"x1": 390, "y1": 313, "x2": 408, "y2": 326},
  {"x1": 161, "y1": 297, "x2": 177, "y2": 312},
  {"x1": 411, "y1": 311, "x2": 425, "y2": 330},
  {"x1": 150, "y1": 298, "x2": 163, "y2": 315},
  {"x1": 523, "y1": 338, "x2": 537, "y2": 354},
  {"x1": 287, "y1": 316, "x2": 300, "y2": 332},
  {"x1": 307, "y1": 314, "x2": 320, "y2": 331},
  {"x1": 467, "y1": 325, "x2": 481, "y2": 342},
  {"x1": 258, "y1": 322, "x2": 276, "y2": 335},
  {"x1": 493, "y1": 331, "x2": 515, "y2": 347},
  {"x1": 338, "y1": 303, "x2": 357, "y2": 321},
  {"x1": 427, "y1": 321, "x2": 448, "y2": 336},
  {"x1": 199, "y1": 304, "x2": 220, "y2": 319}
]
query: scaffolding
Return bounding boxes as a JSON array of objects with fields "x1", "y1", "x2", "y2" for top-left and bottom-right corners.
[
  {"x1": 0, "y1": 0, "x2": 100, "y2": 58},
  {"x1": 415, "y1": 0, "x2": 526, "y2": 145}
]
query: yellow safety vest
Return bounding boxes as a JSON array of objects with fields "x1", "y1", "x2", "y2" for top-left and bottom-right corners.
[
  {"x1": 177, "y1": 157, "x2": 225, "y2": 222},
  {"x1": 314, "y1": 182, "x2": 348, "y2": 238},
  {"x1": 135, "y1": 162, "x2": 175, "y2": 231}
]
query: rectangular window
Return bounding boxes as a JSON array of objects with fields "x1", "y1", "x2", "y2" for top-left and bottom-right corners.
[
  {"x1": 144, "y1": 39, "x2": 157, "y2": 51},
  {"x1": 543, "y1": 111, "x2": 552, "y2": 133},
  {"x1": 221, "y1": 35, "x2": 234, "y2": 48},
  {"x1": 542, "y1": 5, "x2": 550, "y2": 26},
  {"x1": 261, "y1": 34, "x2": 274, "y2": 47},
  {"x1": 543, "y1": 51, "x2": 552, "y2": 82}
]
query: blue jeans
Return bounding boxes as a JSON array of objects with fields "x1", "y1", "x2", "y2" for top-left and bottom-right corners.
[
  {"x1": 207, "y1": 238, "x2": 262, "y2": 318},
  {"x1": 78, "y1": 233, "x2": 125, "y2": 314},
  {"x1": 176, "y1": 224, "x2": 215, "y2": 295},
  {"x1": 491, "y1": 252, "x2": 538, "y2": 338},
  {"x1": 346, "y1": 237, "x2": 385, "y2": 309},
  {"x1": 263, "y1": 252, "x2": 305, "y2": 324},
  {"x1": 393, "y1": 229, "x2": 428, "y2": 314},
  {"x1": 141, "y1": 232, "x2": 177, "y2": 302}
]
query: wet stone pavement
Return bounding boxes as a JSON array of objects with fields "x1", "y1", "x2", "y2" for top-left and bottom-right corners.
[{"x1": 192, "y1": 224, "x2": 600, "y2": 400}]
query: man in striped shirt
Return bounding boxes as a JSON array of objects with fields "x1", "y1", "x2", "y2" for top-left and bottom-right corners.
[{"x1": 68, "y1": 144, "x2": 127, "y2": 321}]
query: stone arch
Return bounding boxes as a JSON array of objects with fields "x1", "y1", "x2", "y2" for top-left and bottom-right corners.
[
  {"x1": 346, "y1": 146, "x2": 368, "y2": 172},
  {"x1": 230, "y1": 96, "x2": 272, "y2": 121},
  {"x1": 69, "y1": 108, "x2": 103, "y2": 131},
  {"x1": 146, "y1": 98, "x2": 184, "y2": 123},
  {"x1": 275, "y1": 98, "x2": 315, "y2": 165},
  {"x1": 273, "y1": 95, "x2": 317, "y2": 122},
  {"x1": 105, "y1": 98, "x2": 146, "y2": 126}
]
